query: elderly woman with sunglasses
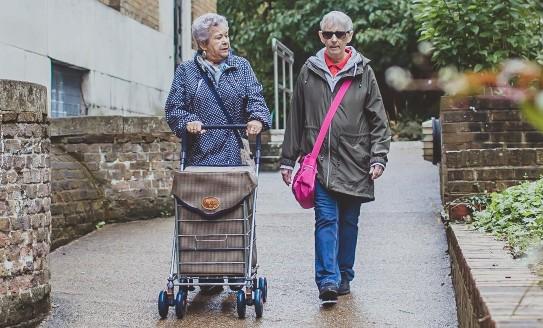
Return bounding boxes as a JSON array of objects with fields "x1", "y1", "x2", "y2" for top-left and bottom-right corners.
[
  {"x1": 280, "y1": 11, "x2": 391, "y2": 304},
  {"x1": 165, "y1": 13, "x2": 270, "y2": 167}
]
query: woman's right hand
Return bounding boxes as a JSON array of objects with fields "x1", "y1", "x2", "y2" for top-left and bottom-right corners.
[
  {"x1": 186, "y1": 121, "x2": 206, "y2": 134},
  {"x1": 281, "y1": 168, "x2": 293, "y2": 186}
]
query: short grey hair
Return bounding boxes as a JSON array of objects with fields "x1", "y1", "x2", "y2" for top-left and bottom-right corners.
[
  {"x1": 320, "y1": 11, "x2": 353, "y2": 31},
  {"x1": 192, "y1": 13, "x2": 229, "y2": 45}
]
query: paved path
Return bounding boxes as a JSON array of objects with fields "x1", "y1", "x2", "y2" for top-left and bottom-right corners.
[{"x1": 40, "y1": 141, "x2": 458, "y2": 327}]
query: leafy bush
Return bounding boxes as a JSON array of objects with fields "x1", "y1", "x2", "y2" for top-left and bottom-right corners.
[
  {"x1": 390, "y1": 119, "x2": 422, "y2": 141},
  {"x1": 471, "y1": 178, "x2": 543, "y2": 257},
  {"x1": 390, "y1": 112, "x2": 425, "y2": 141},
  {"x1": 413, "y1": 0, "x2": 543, "y2": 71}
]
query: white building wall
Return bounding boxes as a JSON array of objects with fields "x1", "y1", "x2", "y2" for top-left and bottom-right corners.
[{"x1": 0, "y1": 0, "x2": 177, "y2": 116}]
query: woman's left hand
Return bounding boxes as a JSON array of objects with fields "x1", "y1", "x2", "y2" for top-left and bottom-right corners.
[{"x1": 246, "y1": 120, "x2": 263, "y2": 135}]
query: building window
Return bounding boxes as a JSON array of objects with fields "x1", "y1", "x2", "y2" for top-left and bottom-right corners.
[{"x1": 51, "y1": 63, "x2": 87, "y2": 118}]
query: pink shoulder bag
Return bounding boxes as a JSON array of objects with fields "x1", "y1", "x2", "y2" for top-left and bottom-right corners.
[{"x1": 292, "y1": 79, "x2": 353, "y2": 209}]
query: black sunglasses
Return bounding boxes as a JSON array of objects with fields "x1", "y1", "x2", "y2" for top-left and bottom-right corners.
[{"x1": 321, "y1": 31, "x2": 350, "y2": 40}]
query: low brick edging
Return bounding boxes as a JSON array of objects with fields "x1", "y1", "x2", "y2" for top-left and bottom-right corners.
[{"x1": 448, "y1": 223, "x2": 543, "y2": 327}]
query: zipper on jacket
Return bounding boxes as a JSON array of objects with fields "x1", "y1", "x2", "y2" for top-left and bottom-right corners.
[{"x1": 326, "y1": 124, "x2": 332, "y2": 187}]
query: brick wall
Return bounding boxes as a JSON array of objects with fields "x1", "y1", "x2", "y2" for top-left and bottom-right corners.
[
  {"x1": 192, "y1": 0, "x2": 217, "y2": 20},
  {"x1": 50, "y1": 145, "x2": 105, "y2": 250},
  {"x1": 121, "y1": 0, "x2": 159, "y2": 30},
  {"x1": 440, "y1": 96, "x2": 543, "y2": 203},
  {"x1": 49, "y1": 116, "x2": 180, "y2": 248},
  {"x1": 0, "y1": 80, "x2": 51, "y2": 327},
  {"x1": 99, "y1": 0, "x2": 159, "y2": 30},
  {"x1": 97, "y1": 0, "x2": 218, "y2": 31},
  {"x1": 98, "y1": 0, "x2": 121, "y2": 10}
]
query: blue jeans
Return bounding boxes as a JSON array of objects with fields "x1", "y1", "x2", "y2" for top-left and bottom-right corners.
[{"x1": 314, "y1": 180, "x2": 362, "y2": 288}]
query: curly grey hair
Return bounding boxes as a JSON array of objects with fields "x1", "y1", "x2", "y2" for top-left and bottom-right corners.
[
  {"x1": 192, "y1": 13, "x2": 229, "y2": 46},
  {"x1": 320, "y1": 11, "x2": 353, "y2": 31}
]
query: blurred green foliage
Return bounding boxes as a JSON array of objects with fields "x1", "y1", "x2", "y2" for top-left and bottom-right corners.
[
  {"x1": 218, "y1": 1, "x2": 422, "y2": 117},
  {"x1": 390, "y1": 114, "x2": 423, "y2": 141},
  {"x1": 413, "y1": 0, "x2": 543, "y2": 71}
]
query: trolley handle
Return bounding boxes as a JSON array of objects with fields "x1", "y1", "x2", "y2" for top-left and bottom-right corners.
[
  {"x1": 180, "y1": 124, "x2": 262, "y2": 170},
  {"x1": 201, "y1": 124, "x2": 247, "y2": 130}
]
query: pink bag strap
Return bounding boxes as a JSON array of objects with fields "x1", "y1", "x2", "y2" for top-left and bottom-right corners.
[{"x1": 310, "y1": 79, "x2": 353, "y2": 158}]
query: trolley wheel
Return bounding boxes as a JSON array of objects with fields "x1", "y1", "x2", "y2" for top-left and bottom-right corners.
[
  {"x1": 236, "y1": 290, "x2": 246, "y2": 319},
  {"x1": 258, "y1": 277, "x2": 268, "y2": 303},
  {"x1": 158, "y1": 290, "x2": 169, "y2": 319},
  {"x1": 254, "y1": 288, "x2": 264, "y2": 318},
  {"x1": 175, "y1": 289, "x2": 187, "y2": 319}
]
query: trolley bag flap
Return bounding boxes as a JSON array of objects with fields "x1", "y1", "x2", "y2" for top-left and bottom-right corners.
[{"x1": 171, "y1": 166, "x2": 257, "y2": 218}]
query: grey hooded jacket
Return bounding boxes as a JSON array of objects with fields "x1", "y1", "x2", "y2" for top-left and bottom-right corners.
[{"x1": 280, "y1": 47, "x2": 391, "y2": 201}]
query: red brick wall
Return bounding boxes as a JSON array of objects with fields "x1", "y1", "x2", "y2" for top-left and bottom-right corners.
[{"x1": 440, "y1": 96, "x2": 543, "y2": 203}]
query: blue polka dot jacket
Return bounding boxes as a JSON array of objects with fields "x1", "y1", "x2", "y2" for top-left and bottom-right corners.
[{"x1": 165, "y1": 53, "x2": 271, "y2": 166}]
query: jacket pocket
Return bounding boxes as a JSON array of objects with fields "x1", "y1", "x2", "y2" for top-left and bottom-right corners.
[{"x1": 338, "y1": 132, "x2": 371, "y2": 175}]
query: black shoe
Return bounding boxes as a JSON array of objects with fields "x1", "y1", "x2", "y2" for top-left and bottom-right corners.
[
  {"x1": 318, "y1": 283, "x2": 338, "y2": 301},
  {"x1": 338, "y1": 280, "x2": 350, "y2": 296}
]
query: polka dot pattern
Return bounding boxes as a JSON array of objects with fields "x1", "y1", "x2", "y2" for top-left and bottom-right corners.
[{"x1": 165, "y1": 54, "x2": 271, "y2": 166}]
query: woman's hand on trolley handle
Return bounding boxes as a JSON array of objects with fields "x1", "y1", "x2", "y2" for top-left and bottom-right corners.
[
  {"x1": 246, "y1": 120, "x2": 263, "y2": 136},
  {"x1": 186, "y1": 121, "x2": 206, "y2": 134}
]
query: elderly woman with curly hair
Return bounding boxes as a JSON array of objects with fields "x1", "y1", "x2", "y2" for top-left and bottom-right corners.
[
  {"x1": 165, "y1": 13, "x2": 271, "y2": 167},
  {"x1": 164, "y1": 13, "x2": 270, "y2": 293}
]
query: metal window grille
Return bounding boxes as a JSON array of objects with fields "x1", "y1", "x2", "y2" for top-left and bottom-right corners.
[{"x1": 51, "y1": 64, "x2": 85, "y2": 118}]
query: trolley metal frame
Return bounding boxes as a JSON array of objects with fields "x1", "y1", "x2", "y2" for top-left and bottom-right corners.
[{"x1": 162, "y1": 124, "x2": 264, "y2": 316}]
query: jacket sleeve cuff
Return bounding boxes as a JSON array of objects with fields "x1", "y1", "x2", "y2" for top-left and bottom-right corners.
[
  {"x1": 280, "y1": 158, "x2": 296, "y2": 167},
  {"x1": 370, "y1": 156, "x2": 387, "y2": 168}
]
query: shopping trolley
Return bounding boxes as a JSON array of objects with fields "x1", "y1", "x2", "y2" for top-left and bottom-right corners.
[{"x1": 157, "y1": 124, "x2": 267, "y2": 319}]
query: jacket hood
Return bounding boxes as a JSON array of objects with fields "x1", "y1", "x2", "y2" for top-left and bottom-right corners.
[{"x1": 307, "y1": 46, "x2": 370, "y2": 78}]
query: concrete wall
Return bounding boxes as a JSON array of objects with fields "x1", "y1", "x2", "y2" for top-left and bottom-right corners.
[
  {"x1": 0, "y1": 80, "x2": 52, "y2": 327},
  {"x1": 440, "y1": 96, "x2": 543, "y2": 203},
  {"x1": 0, "y1": 0, "x2": 175, "y2": 117}
]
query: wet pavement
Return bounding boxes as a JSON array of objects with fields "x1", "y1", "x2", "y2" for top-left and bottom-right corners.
[{"x1": 40, "y1": 141, "x2": 458, "y2": 327}]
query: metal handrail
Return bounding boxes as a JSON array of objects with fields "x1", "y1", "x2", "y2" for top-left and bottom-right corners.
[{"x1": 272, "y1": 38, "x2": 294, "y2": 130}]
